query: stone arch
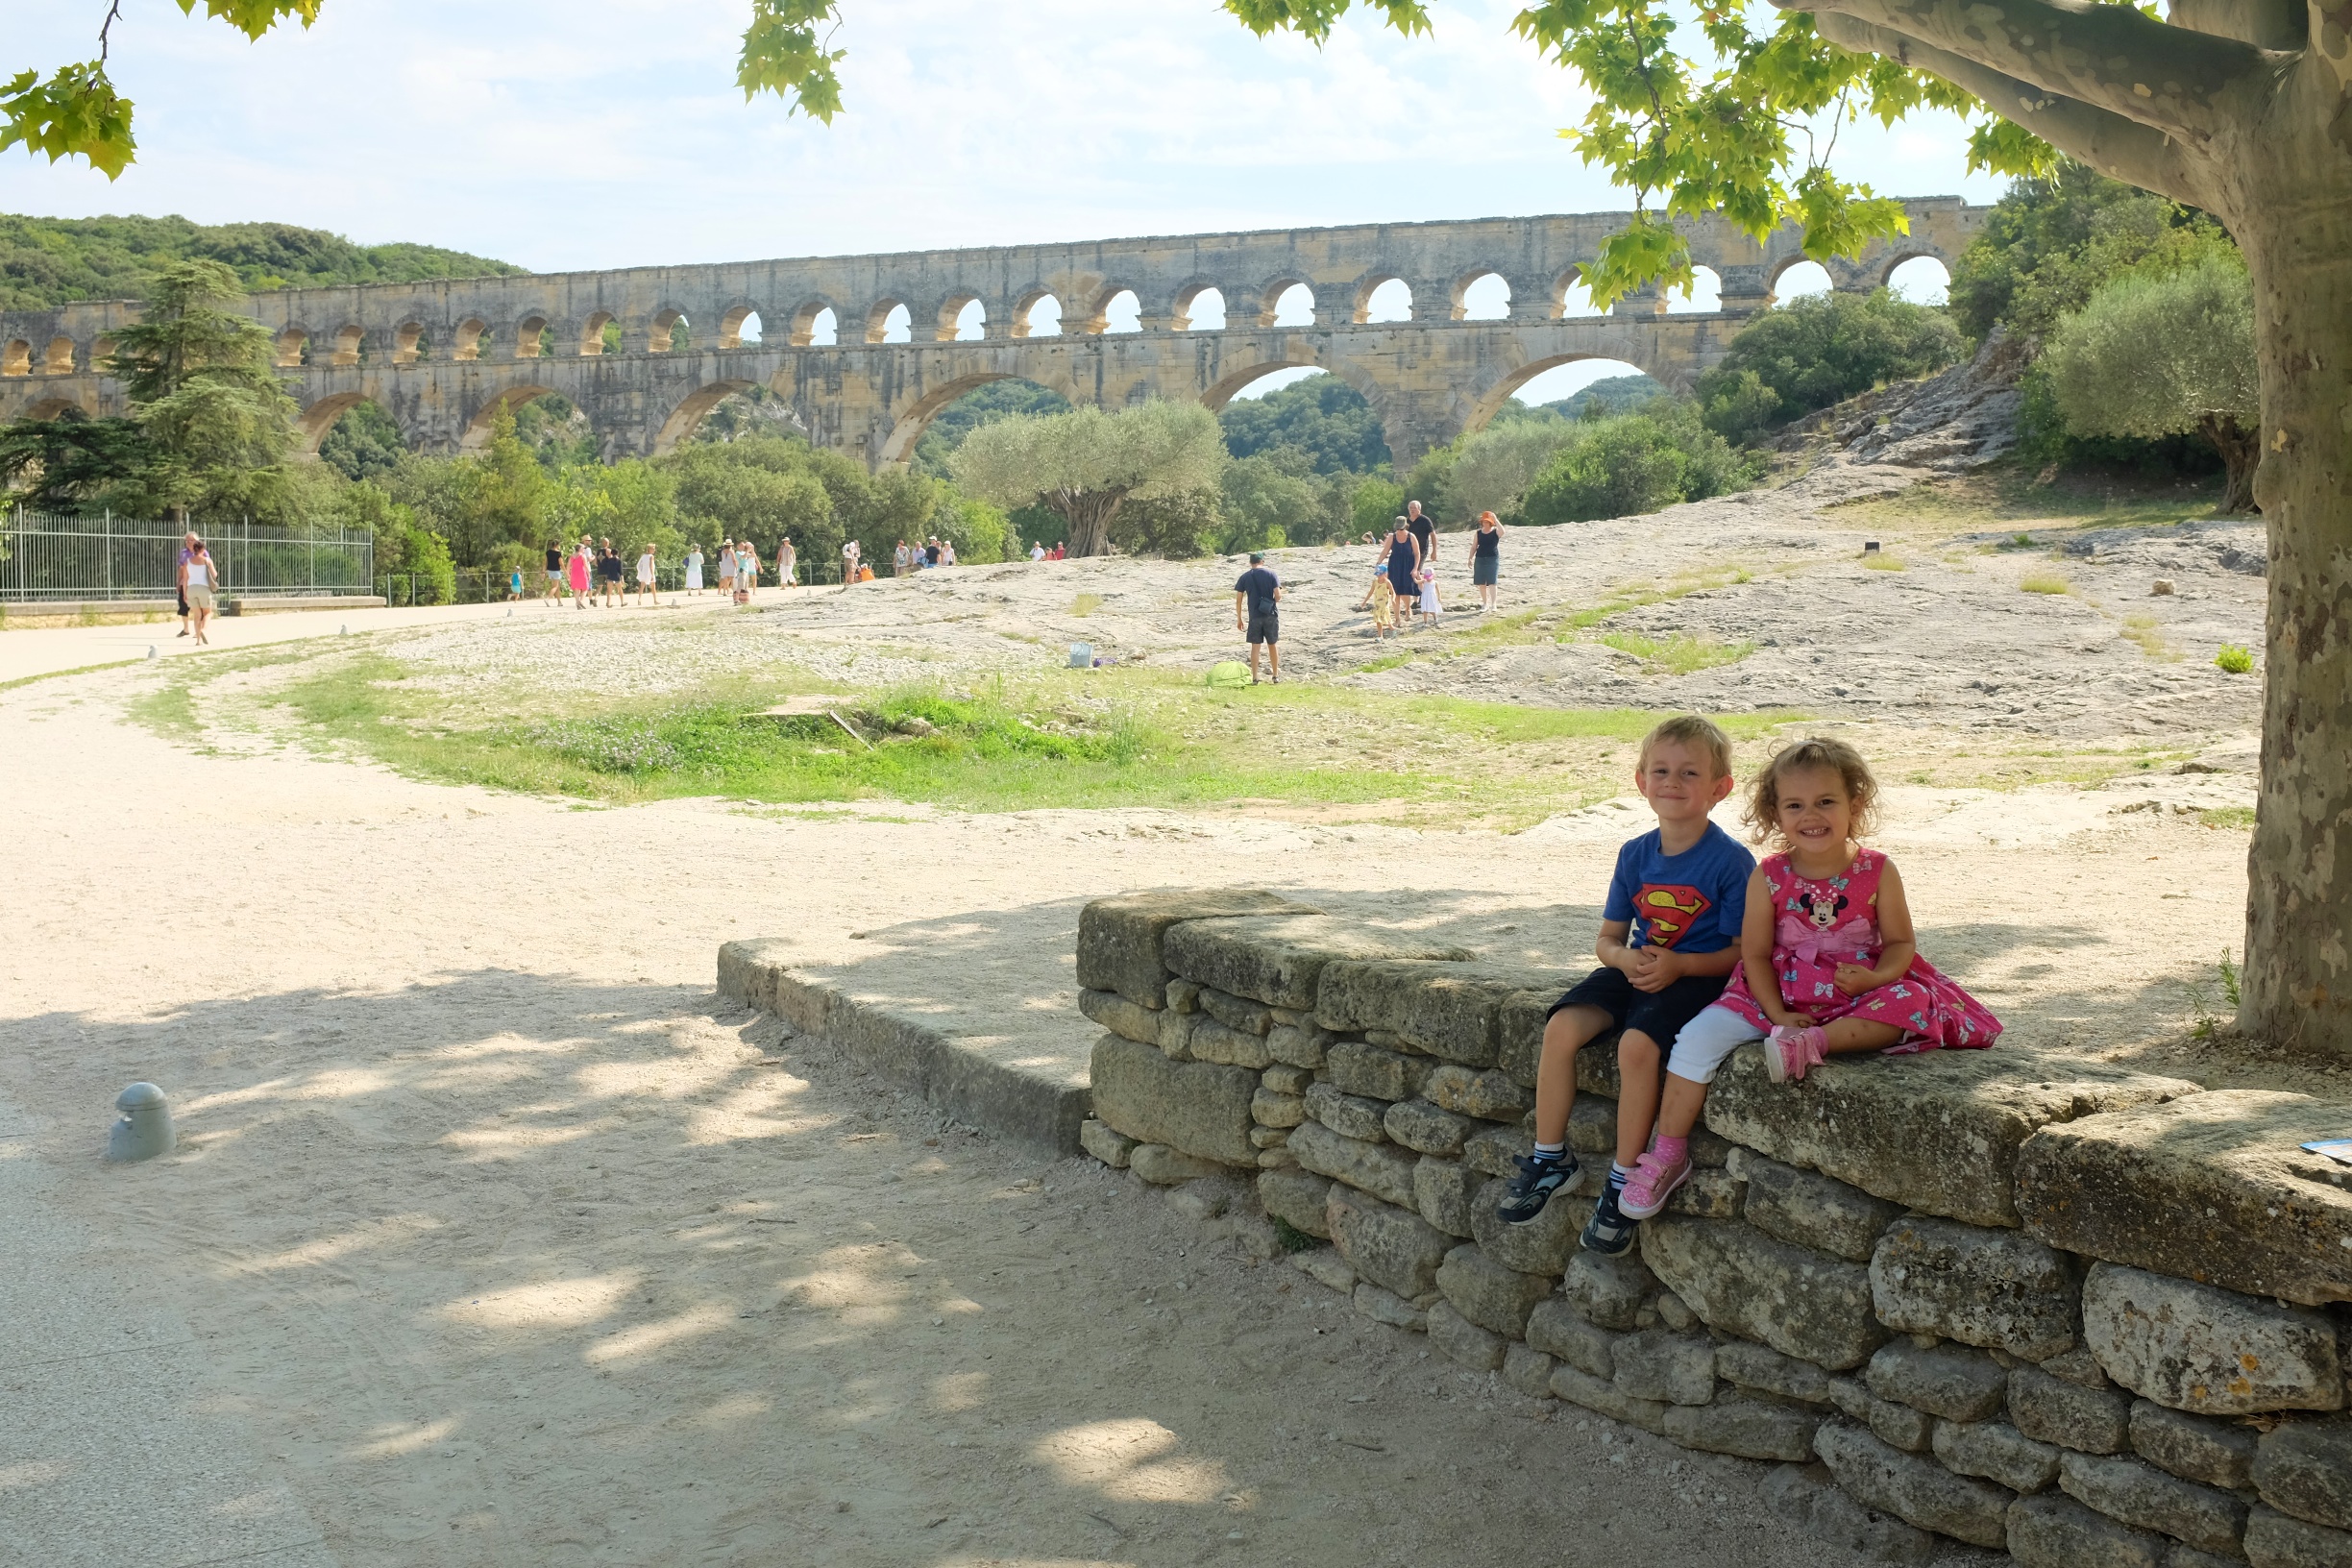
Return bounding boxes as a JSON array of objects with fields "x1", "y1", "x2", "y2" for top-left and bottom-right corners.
[
  {"x1": 1172, "y1": 282, "x2": 1226, "y2": 331},
  {"x1": 719, "y1": 305, "x2": 765, "y2": 349},
  {"x1": 1065, "y1": 283, "x2": 1126, "y2": 336},
  {"x1": 1098, "y1": 288, "x2": 1142, "y2": 333},
  {"x1": 4, "y1": 339, "x2": 33, "y2": 376},
  {"x1": 578, "y1": 312, "x2": 614, "y2": 356},
  {"x1": 42, "y1": 336, "x2": 76, "y2": 374},
  {"x1": 653, "y1": 378, "x2": 756, "y2": 453},
  {"x1": 330, "y1": 326, "x2": 366, "y2": 367},
  {"x1": 1449, "y1": 267, "x2": 1511, "y2": 321},
  {"x1": 1766, "y1": 257, "x2": 1833, "y2": 301},
  {"x1": 393, "y1": 322, "x2": 427, "y2": 363},
  {"x1": 1261, "y1": 279, "x2": 1315, "y2": 328},
  {"x1": 458, "y1": 384, "x2": 563, "y2": 452},
  {"x1": 515, "y1": 315, "x2": 551, "y2": 358},
  {"x1": 1011, "y1": 290, "x2": 1062, "y2": 339},
  {"x1": 872, "y1": 372, "x2": 1025, "y2": 467},
  {"x1": 1553, "y1": 267, "x2": 1605, "y2": 318},
  {"x1": 90, "y1": 335, "x2": 116, "y2": 370},
  {"x1": 22, "y1": 396, "x2": 85, "y2": 421},
  {"x1": 453, "y1": 318, "x2": 489, "y2": 362},
  {"x1": 274, "y1": 328, "x2": 310, "y2": 368},
  {"x1": 295, "y1": 391, "x2": 383, "y2": 454},
  {"x1": 935, "y1": 293, "x2": 986, "y2": 342},
  {"x1": 1197, "y1": 350, "x2": 1381, "y2": 414},
  {"x1": 649, "y1": 307, "x2": 689, "y2": 354},
  {"x1": 1353, "y1": 274, "x2": 1412, "y2": 324},
  {"x1": 856, "y1": 299, "x2": 900, "y2": 345},
  {"x1": 1665, "y1": 267, "x2": 1722, "y2": 313},
  {"x1": 1883, "y1": 254, "x2": 1951, "y2": 303},
  {"x1": 1461, "y1": 350, "x2": 1674, "y2": 436},
  {"x1": 786, "y1": 298, "x2": 838, "y2": 348}
]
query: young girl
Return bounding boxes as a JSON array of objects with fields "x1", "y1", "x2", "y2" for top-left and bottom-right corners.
[
  {"x1": 1615, "y1": 737, "x2": 2002, "y2": 1218},
  {"x1": 1415, "y1": 564, "x2": 1441, "y2": 627}
]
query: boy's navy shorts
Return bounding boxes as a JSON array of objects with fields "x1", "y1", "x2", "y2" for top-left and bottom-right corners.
[{"x1": 1548, "y1": 965, "x2": 1729, "y2": 1048}]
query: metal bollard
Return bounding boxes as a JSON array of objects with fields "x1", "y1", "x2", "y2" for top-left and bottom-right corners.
[{"x1": 106, "y1": 1082, "x2": 175, "y2": 1163}]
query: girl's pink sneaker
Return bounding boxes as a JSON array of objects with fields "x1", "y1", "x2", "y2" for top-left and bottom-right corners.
[
  {"x1": 1617, "y1": 1149, "x2": 1691, "y2": 1220},
  {"x1": 1766, "y1": 1025, "x2": 1830, "y2": 1084}
]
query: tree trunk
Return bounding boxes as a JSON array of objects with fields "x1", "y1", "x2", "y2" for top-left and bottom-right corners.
[
  {"x1": 2236, "y1": 138, "x2": 2352, "y2": 1054},
  {"x1": 2197, "y1": 414, "x2": 2261, "y2": 515},
  {"x1": 1061, "y1": 490, "x2": 1128, "y2": 558}
]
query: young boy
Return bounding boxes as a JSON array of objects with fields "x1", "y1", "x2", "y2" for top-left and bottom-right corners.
[{"x1": 1497, "y1": 714, "x2": 1753, "y2": 1254}]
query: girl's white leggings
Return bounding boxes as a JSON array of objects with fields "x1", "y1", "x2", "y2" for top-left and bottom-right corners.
[{"x1": 1667, "y1": 1004, "x2": 1767, "y2": 1084}]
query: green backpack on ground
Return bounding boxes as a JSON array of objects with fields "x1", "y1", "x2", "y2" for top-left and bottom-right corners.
[{"x1": 1207, "y1": 660, "x2": 1252, "y2": 689}]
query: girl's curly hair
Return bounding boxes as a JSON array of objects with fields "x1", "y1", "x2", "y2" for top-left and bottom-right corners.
[{"x1": 1742, "y1": 737, "x2": 1880, "y2": 845}]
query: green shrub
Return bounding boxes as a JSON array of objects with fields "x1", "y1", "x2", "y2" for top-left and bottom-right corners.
[
  {"x1": 2215, "y1": 644, "x2": 2254, "y2": 674},
  {"x1": 1696, "y1": 289, "x2": 1963, "y2": 442},
  {"x1": 1517, "y1": 404, "x2": 1756, "y2": 525}
]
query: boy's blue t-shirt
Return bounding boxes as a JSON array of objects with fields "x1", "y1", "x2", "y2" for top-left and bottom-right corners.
[{"x1": 1605, "y1": 821, "x2": 1756, "y2": 953}]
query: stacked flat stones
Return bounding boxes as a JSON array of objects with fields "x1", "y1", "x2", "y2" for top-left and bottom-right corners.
[{"x1": 1072, "y1": 892, "x2": 2352, "y2": 1568}]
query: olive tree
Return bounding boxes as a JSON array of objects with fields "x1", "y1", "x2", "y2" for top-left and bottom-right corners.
[
  {"x1": 2041, "y1": 253, "x2": 2260, "y2": 512},
  {"x1": 950, "y1": 402, "x2": 1225, "y2": 558}
]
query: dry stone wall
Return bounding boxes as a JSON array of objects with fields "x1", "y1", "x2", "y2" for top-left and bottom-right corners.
[{"x1": 1073, "y1": 892, "x2": 2352, "y2": 1567}]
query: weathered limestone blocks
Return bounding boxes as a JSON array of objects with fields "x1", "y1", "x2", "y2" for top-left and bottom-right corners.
[
  {"x1": 1163, "y1": 913, "x2": 1467, "y2": 1012},
  {"x1": 1611, "y1": 1330, "x2": 1717, "y2": 1406},
  {"x1": 1078, "y1": 987, "x2": 1162, "y2": 1045},
  {"x1": 1427, "y1": 1301, "x2": 1506, "y2": 1369},
  {"x1": 1665, "y1": 1391, "x2": 1823, "y2": 1461},
  {"x1": 2081, "y1": 1263, "x2": 2344, "y2": 1415},
  {"x1": 1735, "y1": 1149, "x2": 1904, "y2": 1262},
  {"x1": 2251, "y1": 1416, "x2": 2352, "y2": 1531},
  {"x1": 1422, "y1": 1064, "x2": 1533, "y2": 1122},
  {"x1": 1289, "y1": 1119, "x2": 1418, "y2": 1209},
  {"x1": 1704, "y1": 1046, "x2": 2196, "y2": 1228},
  {"x1": 1314, "y1": 961, "x2": 1534, "y2": 1066},
  {"x1": 1076, "y1": 889, "x2": 1316, "y2": 1009},
  {"x1": 1326, "y1": 1185, "x2": 1453, "y2": 1299},
  {"x1": 1870, "y1": 1214, "x2": 2081, "y2": 1360},
  {"x1": 1089, "y1": 1034, "x2": 1259, "y2": 1166},
  {"x1": 2130, "y1": 1400, "x2": 2258, "y2": 1490},
  {"x1": 1321, "y1": 1039, "x2": 1429, "y2": 1102},
  {"x1": 2057, "y1": 1452, "x2": 2247, "y2": 1556},
  {"x1": 1815, "y1": 1421, "x2": 2015, "y2": 1548},
  {"x1": 1527, "y1": 1298, "x2": 1618, "y2": 1378},
  {"x1": 2010, "y1": 1361, "x2": 2133, "y2": 1454},
  {"x1": 1384, "y1": 1097, "x2": 1476, "y2": 1155},
  {"x1": 1258, "y1": 1167, "x2": 1334, "y2": 1238},
  {"x1": 2016, "y1": 1090, "x2": 2352, "y2": 1308},
  {"x1": 1563, "y1": 1249, "x2": 1656, "y2": 1332},
  {"x1": 1718, "y1": 1340, "x2": 1835, "y2": 1406},
  {"x1": 1470, "y1": 1176, "x2": 1583, "y2": 1276},
  {"x1": 1642, "y1": 1214, "x2": 1889, "y2": 1370},
  {"x1": 1763, "y1": 1461, "x2": 1938, "y2": 1564},
  {"x1": 1436, "y1": 1244, "x2": 1552, "y2": 1336},
  {"x1": 1303, "y1": 1081, "x2": 1388, "y2": 1141},
  {"x1": 1412, "y1": 1157, "x2": 1482, "y2": 1237},
  {"x1": 1867, "y1": 1341, "x2": 2008, "y2": 1422},
  {"x1": 2006, "y1": 1493, "x2": 2167, "y2": 1568},
  {"x1": 2245, "y1": 1507, "x2": 2352, "y2": 1568},
  {"x1": 1934, "y1": 1420, "x2": 2061, "y2": 1494},
  {"x1": 1078, "y1": 1118, "x2": 1136, "y2": 1167}
]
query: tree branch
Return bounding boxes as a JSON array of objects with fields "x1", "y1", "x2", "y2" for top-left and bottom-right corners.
[
  {"x1": 1813, "y1": 12, "x2": 2214, "y2": 208},
  {"x1": 1776, "y1": 0, "x2": 2262, "y2": 143}
]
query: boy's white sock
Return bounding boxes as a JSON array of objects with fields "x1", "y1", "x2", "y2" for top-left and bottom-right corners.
[{"x1": 1532, "y1": 1140, "x2": 1567, "y2": 1162}]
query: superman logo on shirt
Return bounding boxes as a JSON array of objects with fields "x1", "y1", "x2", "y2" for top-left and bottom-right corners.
[{"x1": 1634, "y1": 884, "x2": 1711, "y2": 948}]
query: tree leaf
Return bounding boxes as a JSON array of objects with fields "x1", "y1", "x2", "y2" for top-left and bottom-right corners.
[
  {"x1": 0, "y1": 63, "x2": 135, "y2": 180},
  {"x1": 738, "y1": 0, "x2": 847, "y2": 121}
]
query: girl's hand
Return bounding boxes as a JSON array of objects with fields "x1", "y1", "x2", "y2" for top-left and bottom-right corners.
[
  {"x1": 1772, "y1": 1011, "x2": 1818, "y2": 1030},
  {"x1": 1833, "y1": 963, "x2": 1880, "y2": 996}
]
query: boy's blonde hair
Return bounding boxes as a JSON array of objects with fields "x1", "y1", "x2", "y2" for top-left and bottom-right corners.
[
  {"x1": 1637, "y1": 714, "x2": 1735, "y2": 781},
  {"x1": 1743, "y1": 737, "x2": 1880, "y2": 844}
]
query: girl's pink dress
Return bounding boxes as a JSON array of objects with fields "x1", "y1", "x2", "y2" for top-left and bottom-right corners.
[{"x1": 1715, "y1": 847, "x2": 2001, "y2": 1052}]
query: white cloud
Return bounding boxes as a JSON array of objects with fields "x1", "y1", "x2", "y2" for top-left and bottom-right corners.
[{"x1": 0, "y1": 0, "x2": 2005, "y2": 272}]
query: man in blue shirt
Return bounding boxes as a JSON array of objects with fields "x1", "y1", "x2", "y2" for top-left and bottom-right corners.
[
  {"x1": 1233, "y1": 551, "x2": 1283, "y2": 684},
  {"x1": 1497, "y1": 715, "x2": 1755, "y2": 1254}
]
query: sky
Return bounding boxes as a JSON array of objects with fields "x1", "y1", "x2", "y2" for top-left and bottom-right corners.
[{"x1": 4, "y1": 0, "x2": 1999, "y2": 402}]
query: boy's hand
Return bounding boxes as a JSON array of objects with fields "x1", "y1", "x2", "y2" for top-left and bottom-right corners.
[
  {"x1": 1626, "y1": 946, "x2": 1683, "y2": 993},
  {"x1": 1833, "y1": 963, "x2": 1880, "y2": 996}
]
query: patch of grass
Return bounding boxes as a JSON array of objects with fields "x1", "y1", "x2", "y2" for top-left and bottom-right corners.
[
  {"x1": 2196, "y1": 805, "x2": 2256, "y2": 831},
  {"x1": 1827, "y1": 466, "x2": 2226, "y2": 532},
  {"x1": 1069, "y1": 593, "x2": 1104, "y2": 617},
  {"x1": 2020, "y1": 572, "x2": 2070, "y2": 595},
  {"x1": 1356, "y1": 651, "x2": 1413, "y2": 674},
  {"x1": 2189, "y1": 949, "x2": 2243, "y2": 1040},
  {"x1": 2120, "y1": 615, "x2": 2181, "y2": 662},
  {"x1": 2215, "y1": 644, "x2": 2255, "y2": 674},
  {"x1": 1558, "y1": 564, "x2": 1756, "y2": 637},
  {"x1": 1270, "y1": 1216, "x2": 1322, "y2": 1254},
  {"x1": 1861, "y1": 553, "x2": 1906, "y2": 572},
  {"x1": 128, "y1": 676, "x2": 200, "y2": 738},
  {"x1": 1598, "y1": 632, "x2": 1757, "y2": 675}
]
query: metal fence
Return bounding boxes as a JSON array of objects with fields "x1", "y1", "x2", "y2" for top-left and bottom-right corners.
[{"x1": 0, "y1": 509, "x2": 376, "y2": 602}]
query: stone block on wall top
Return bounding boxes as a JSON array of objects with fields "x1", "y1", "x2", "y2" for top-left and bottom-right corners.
[
  {"x1": 1496, "y1": 989, "x2": 1556, "y2": 1089},
  {"x1": 1314, "y1": 960, "x2": 1523, "y2": 1066},
  {"x1": 1470, "y1": 1175, "x2": 1583, "y2": 1277},
  {"x1": 1322, "y1": 1039, "x2": 1432, "y2": 1103},
  {"x1": 1326, "y1": 1184, "x2": 1455, "y2": 1300},
  {"x1": 1289, "y1": 1118, "x2": 1418, "y2": 1210},
  {"x1": 1089, "y1": 1033, "x2": 1259, "y2": 1166},
  {"x1": 2016, "y1": 1090, "x2": 2352, "y2": 1309},
  {"x1": 1740, "y1": 1152, "x2": 1904, "y2": 1263},
  {"x1": 1077, "y1": 889, "x2": 1317, "y2": 1009},
  {"x1": 1703, "y1": 1044, "x2": 2198, "y2": 1229},
  {"x1": 1867, "y1": 1340, "x2": 2009, "y2": 1423},
  {"x1": 2081, "y1": 1262, "x2": 2344, "y2": 1416},
  {"x1": 1163, "y1": 913, "x2": 1469, "y2": 1011},
  {"x1": 1813, "y1": 1420, "x2": 2015, "y2": 1549},
  {"x1": 1869, "y1": 1214, "x2": 2081, "y2": 1361},
  {"x1": 1641, "y1": 1214, "x2": 1889, "y2": 1371},
  {"x1": 1436, "y1": 1243, "x2": 1554, "y2": 1337},
  {"x1": 2253, "y1": 1416, "x2": 2352, "y2": 1532}
]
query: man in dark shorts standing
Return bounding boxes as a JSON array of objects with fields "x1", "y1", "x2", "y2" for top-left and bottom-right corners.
[
  {"x1": 1496, "y1": 714, "x2": 1753, "y2": 1254},
  {"x1": 1404, "y1": 499, "x2": 1435, "y2": 574},
  {"x1": 1233, "y1": 551, "x2": 1283, "y2": 684}
]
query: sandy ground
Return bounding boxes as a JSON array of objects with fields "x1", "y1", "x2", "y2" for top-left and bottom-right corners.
[{"x1": 0, "y1": 456, "x2": 2319, "y2": 1566}]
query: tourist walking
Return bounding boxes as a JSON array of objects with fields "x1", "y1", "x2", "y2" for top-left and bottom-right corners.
[
  {"x1": 1470, "y1": 510, "x2": 1503, "y2": 612},
  {"x1": 684, "y1": 544, "x2": 704, "y2": 596},
  {"x1": 567, "y1": 538, "x2": 593, "y2": 608},
  {"x1": 634, "y1": 543, "x2": 658, "y2": 606},
  {"x1": 736, "y1": 539, "x2": 760, "y2": 603},
  {"x1": 718, "y1": 540, "x2": 737, "y2": 600},
  {"x1": 1405, "y1": 499, "x2": 1435, "y2": 574},
  {"x1": 940, "y1": 538, "x2": 957, "y2": 567},
  {"x1": 174, "y1": 529, "x2": 197, "y2": 637},
  {"x1": 1030, "y1": 540, "x2": 1046, "y2": 562},
  {"x1": 508, "y1": 565, "x2": 526, "y2": 601},
  {"x1": 777, "y1": 536, "x2": 797, "y2": 591},
  {"x1": 841, "y1": 537, "x2": 862, "y2": 585},
  {"x1": 597, "y1": 538, "x2": 624, "y2": 607},
  {"x1": 180, "y1": 537, "x2": 217, "y2": 645},
  {"x1": 1234, "y1": 550, "x2": 1282, "y2": 684},
  {"x1": 1380, "y1": 516, "x2": 1421, "y2": 625},
  {"x1": 544, "y1": 540, "x2": 565, "y2": 605},
  {"x1": 894, "y1": 540, "x2": 913, "y2": 577}
]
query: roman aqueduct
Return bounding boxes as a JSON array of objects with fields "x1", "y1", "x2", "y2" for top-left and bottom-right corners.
[{"x1": 0, "y1": 200, "x2": 1985, "y2": 472}]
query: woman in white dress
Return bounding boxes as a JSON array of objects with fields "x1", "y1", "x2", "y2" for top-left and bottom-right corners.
[
  {"x1": 684, "y1": 545, "x2": 704, "y2": 596},
  {"x1": 718, "y1": 541, "x2": 737, "y2": 600}
]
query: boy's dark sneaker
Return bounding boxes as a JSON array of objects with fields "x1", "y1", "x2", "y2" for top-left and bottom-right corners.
[
  {"x1": 1580, "y1": 1184, "x2": 1639, "y2": 1256},
  {"x1": 1497, "y1": 1152, "x2": 1578, "y2": 1224}
]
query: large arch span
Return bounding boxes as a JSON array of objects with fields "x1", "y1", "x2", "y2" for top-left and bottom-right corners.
[{"x1": 0, "y1": 199, "x2": 1987, "y2": 473}]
